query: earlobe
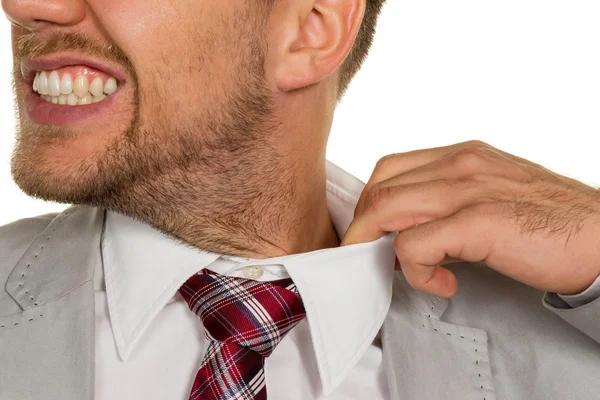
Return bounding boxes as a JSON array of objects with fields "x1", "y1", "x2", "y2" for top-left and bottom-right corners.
[{"x1": 274, "y1": 0, "x2": 365, "y2": 92}]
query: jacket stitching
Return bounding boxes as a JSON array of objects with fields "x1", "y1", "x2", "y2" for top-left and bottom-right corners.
[{"x1": 17, "y1": 211, "x2": 71, "y2": 308}]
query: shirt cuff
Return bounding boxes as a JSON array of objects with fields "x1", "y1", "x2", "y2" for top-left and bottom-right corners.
[{"x1": 558, "y1": 275, "x2": 600, "y2": 308}]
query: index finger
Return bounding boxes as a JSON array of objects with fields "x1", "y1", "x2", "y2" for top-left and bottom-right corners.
[{"x1": 355, "y1": 140, "x2": 487, "y2": 216}]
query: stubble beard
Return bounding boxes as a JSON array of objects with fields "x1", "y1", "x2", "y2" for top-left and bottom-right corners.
[{"x1": 10, "y1": 22, "x2": 298, "y2": 256}]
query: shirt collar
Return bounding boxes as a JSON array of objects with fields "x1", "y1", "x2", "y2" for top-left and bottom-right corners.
[{"x1": 101, "y1": 160, "x2": 397, "y2": 396}]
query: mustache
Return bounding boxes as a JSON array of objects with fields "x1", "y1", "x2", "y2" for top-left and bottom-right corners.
[{"x1": 15, "y1": 31, "x2": 134, "y2": 74}]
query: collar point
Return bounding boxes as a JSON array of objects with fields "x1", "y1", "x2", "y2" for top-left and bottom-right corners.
[{"x1": 116, "y1": 344, "x2": 132, "y2": 362}]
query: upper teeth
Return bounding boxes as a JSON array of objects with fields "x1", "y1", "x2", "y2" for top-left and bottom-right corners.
[{"x1": 33, "y1": 70, "x2": 118, "y2": 106}]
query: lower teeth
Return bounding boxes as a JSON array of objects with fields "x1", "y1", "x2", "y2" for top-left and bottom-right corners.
[{"x1": 41, "y1": 93, "x2": 110, "y2": 106}]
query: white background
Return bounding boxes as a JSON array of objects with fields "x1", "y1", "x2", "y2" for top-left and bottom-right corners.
[{"x1": 1, "y1": 1, "x2": 599, "y2": 226}]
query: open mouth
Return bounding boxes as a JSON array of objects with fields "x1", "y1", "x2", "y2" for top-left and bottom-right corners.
[
  {"x1": 22, "y1": 56, "x2": 129, "y2": 125},
  {"x1": 32, "y1": 66, "x2": 119, "y2": 105}
]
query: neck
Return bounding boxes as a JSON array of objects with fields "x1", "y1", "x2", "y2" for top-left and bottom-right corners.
[
  {"x1": 99, "y1": 78, "x2": 340, "y2": 258},
  {"x1": 193, "y1": 152, "x2": 342, "y2": 258},
  {"x1": 101, "y1": 137, "x2": 341, "y2": 259},
  {"x1": 244, "y1": 158, "x2": 341, "y2": 258}
]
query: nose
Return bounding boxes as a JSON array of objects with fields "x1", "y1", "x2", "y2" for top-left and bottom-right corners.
[{"x1": 2, "y1": 0, "x2": 85, "y2": 31}]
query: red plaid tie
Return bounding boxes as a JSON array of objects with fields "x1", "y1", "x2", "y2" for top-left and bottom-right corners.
[{"x1": 178, "y1": 268, "x2": 306, "y2": 400}]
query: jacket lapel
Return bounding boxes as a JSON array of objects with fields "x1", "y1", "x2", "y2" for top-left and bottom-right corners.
[
  {"x1": 1, "y1": 205, "x2": 104, "y2": 400},
  {"x1": 0, "y1": 205, "x2": 498, "y2": 400},
  {"x1": 382, "y1": 271, "x2": 496, "y2": 400}
]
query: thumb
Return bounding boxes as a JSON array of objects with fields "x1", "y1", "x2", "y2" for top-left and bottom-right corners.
[{"x1": 340, "y1": 215, "x2": 387, "y2": 246}]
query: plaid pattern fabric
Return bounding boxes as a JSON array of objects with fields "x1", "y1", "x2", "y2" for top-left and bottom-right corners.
[{"x1": 179, "y1": 268, "x2": 306, "y2": 400}]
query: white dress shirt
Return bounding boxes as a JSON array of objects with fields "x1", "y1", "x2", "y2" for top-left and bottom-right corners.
[
  {"x1": 93, "y1": 160, "x2": 600, "y2": 399},
  {"x1": 94, "y1": 161, "x2": 397, "y2": 399}
]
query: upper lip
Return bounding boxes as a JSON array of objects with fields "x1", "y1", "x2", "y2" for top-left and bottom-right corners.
[{"x1": 21, "y1": 53, "x2": 129, "y2": 85}]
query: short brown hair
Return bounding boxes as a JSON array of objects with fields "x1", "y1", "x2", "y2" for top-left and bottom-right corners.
[{"x1": 336, "y1": 0, "x2": 387, "y2": 103}]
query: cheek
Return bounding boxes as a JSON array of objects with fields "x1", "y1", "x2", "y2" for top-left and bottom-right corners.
[{"x1": 91, "y1": 0, "x2": 237, "y2": 126}]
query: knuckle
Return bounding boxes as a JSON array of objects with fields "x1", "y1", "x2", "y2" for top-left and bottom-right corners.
[
  {"x1": 450, "y1": 147, "x2": 492, "y2": 172},
  {"x1": 463, "y1": 139, "x2": 489, "y2": 148},
  {"x1": 457, "y1": 146, "x2": 490, "y2": 159},
  {"x1": 374, "y1": 153, "x2": 399, "y2": 172}
]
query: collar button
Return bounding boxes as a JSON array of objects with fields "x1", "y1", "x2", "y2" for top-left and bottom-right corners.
[{"x1": 242, "y1": 265, "x2": 264, "y2": 280}]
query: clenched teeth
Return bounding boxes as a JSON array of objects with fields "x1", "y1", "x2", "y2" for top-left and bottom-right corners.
[{"x1": 33, "y1": 70, "x2": 119, "y2": 106}]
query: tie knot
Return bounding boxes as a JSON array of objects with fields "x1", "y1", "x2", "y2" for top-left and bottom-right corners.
[{"x1": 179, "y1": 269, "x2": 306, "y2": 357}]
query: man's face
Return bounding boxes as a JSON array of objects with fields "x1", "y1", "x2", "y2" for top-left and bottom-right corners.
[{"x1": 4, "y1": 0, "x2": 277, "y2": 206}]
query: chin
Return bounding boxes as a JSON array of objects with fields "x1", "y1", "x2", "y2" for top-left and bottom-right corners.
[{"x1": 10, "y1": 125, "x2": 120, "y2": 205}]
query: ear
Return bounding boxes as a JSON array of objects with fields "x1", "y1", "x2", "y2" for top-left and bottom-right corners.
[{"x1": 271, "y1": 0, "x2": 366, "y2": 92}]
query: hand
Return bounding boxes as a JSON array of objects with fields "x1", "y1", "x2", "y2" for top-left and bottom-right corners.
[{"x1": 341, "y1": 140, "x2": 600, "y2": 298}]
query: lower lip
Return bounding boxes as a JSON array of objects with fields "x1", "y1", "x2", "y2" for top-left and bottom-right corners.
[{"x1": 24, "y1": 83, "x2": 123, "y2": 126}]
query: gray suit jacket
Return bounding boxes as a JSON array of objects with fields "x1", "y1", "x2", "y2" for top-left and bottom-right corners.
[{"x1": 1, "y1": 205, "x2": 600, "y2": 400}]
